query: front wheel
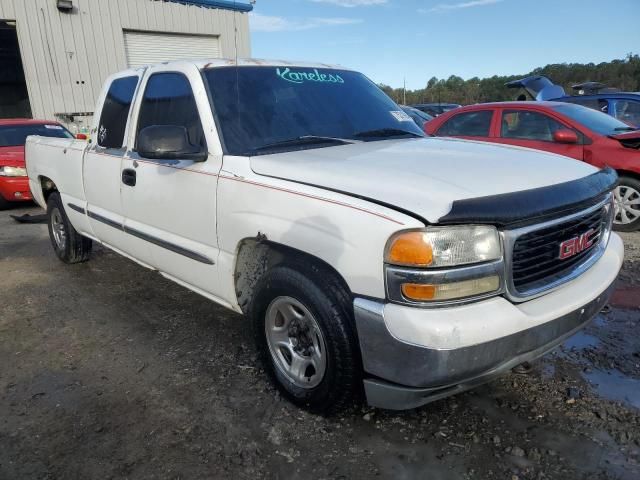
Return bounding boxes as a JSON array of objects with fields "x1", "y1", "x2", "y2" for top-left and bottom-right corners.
[
  {"x1": 613, "y1": 176, "x2": 640, "y2": 232},
  {"x1": 47, "y1": 192, "x2": 92, "y2": 263},
  {"x1": 250, "y1": 263, "x2": 361, "y2": 413}
]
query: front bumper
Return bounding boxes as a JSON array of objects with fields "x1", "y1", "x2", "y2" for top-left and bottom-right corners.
[
  {"x1": 0, "y1": 176, "x2": 32, "y2": 202},
  {"x1": 355, "y1": 233, "x2": 624, "y2": 410}
]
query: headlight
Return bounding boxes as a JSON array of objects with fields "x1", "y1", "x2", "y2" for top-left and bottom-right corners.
[
  {"x1": 385, "y1": 226, "x2": 504, "y2": 305},
  {"x1": 0, "y1": 166, "x2": 27, "y2": 177},
  {"x1": 385, "y1": 226, "x2": 502, "y2": 268}
]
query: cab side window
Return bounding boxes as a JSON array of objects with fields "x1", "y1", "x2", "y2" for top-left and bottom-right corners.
[
  {"x1": 136, "y1": 73, "x2": 205, "y2": 150},
  {"x1": 501, "y1": 110, "x2": 566, "y2": 142},
  {"x1": 97, "y1": 76, "x2": 139, "y2": 148},
  {"x1": 437, "y1": 110, "x2": 493, "y2": 137}
]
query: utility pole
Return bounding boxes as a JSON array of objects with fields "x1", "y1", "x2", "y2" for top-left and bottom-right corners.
[{"x1": 403, "y1": 77, "x2": 407, "y2": 105}]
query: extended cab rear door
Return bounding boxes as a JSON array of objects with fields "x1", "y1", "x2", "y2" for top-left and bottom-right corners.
[
  {"x1": 120, "y1": 63, "x2": 224, "y2": 297},
  {"x1": 84, "y1": 71, "x2": 142, "y2": 252}
]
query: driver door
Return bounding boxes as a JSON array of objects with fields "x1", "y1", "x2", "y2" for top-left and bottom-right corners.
[
  {"x1": 496, "y1": 109, "x2": 584, "y2": 160},
  {"x1": 120, "y1": 65, "x2": 223, "y2": 297}
]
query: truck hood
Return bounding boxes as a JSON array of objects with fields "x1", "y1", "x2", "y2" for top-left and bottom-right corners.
[
  {"x1": 0, "y1": 146, "x2": 25, "y2": 167},
  {"x1": 250, "y1": 137, "x2": 597, "y2": 223}
]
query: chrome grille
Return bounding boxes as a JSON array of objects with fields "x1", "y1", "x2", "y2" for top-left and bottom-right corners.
[{"x1": 504, "y1": 196, "x2": 613, "y2": 301}]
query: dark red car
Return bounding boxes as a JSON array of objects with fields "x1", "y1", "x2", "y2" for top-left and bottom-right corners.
[
  {"x1": 425, "y1": 102, "x2": 640, "y2": 231},
  {"x1": 0, "y1": 119, "x2": 74, "y2": 209}
]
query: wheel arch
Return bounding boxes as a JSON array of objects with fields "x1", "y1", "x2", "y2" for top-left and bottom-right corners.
[
  {"x1": 612, "y1": 170, "x2": 640, "y2": 232},
  {"x1": 615, "y1": 169, "x2": 640, "y2": 182},
  {"x1": 38, "y1": 176, "x2": 59, "y2": 203},
  {"x1": 233, "y1": 237, "x2": 353, "y2": 316}
]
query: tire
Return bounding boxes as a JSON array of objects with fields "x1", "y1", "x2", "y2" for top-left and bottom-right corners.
[
  {"x1": 613, "y1": 176, "x2": 640, "y2": 232},
  {"x1": 47, "y1": 192, "x2": 92, "y2": 263},
  {"x1": 250, "y1": 262, "x2": 361, "y2": 413}
]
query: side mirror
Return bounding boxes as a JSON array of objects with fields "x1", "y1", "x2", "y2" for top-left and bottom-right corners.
[
  {"x1": 137, "y1": 125, "x2": 207, "y2": 162},
  {"x1": 76, "y1": 133, "x2": 88, "y2": 140},
  {"x1": 553, "y1": 129, "x2": 578, "y2": 144}
]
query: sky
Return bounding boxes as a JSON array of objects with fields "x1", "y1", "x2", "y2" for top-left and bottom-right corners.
[{"x1": 249, "y1": 0, "x2": 640, "y2": 90}]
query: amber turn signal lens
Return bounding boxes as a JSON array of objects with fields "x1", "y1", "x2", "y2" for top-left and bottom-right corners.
[
  {"x1": 386, "y1": 232, "x2": 433, "y2": 267},
  {"x1": 401, "y1": 276, "x2": 501, "y2": 302},
  {"x1": 401, "y1": 283, "x2": 436, "y2": 301}
]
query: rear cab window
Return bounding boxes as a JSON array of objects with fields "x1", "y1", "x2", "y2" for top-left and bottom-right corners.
[
  {"x1": 437, "y1": 110, "x2": 493, "y2": 137},
  {"x1": 97, "y1": 76, "x2": 139, "y2": 149}
]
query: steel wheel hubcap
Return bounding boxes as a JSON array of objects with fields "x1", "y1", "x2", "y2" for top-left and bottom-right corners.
[
  {"x1": 51, "y1": 208, "x2": 67, "y2": 249},
  {"x1": 265, "y1": 296, "x2": 327, "y2": 389},
  {"x1": 614, "y1": 185, "x2": 640, "y2": 225}
]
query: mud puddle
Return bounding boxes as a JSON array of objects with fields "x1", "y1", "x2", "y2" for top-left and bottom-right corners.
[
  {"x1": 584, "y1": 368, "x2": 640, "y2": 409},
  {"x1": 558, "y1": 305, "x2": 640, "y2": 410}
]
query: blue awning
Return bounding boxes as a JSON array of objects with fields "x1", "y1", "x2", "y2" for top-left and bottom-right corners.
[{"x1": 162, "y1": 0, "x2": 253, "y2": 12}]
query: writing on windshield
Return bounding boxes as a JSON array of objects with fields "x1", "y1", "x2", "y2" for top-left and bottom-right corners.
[{"x1": 204, "y1": 66, "x2": 424, "y2": 156}]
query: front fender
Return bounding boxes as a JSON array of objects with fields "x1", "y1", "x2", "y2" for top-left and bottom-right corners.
[{"x1": 215, "y1": 170, "x2": 423, "y2": 310}]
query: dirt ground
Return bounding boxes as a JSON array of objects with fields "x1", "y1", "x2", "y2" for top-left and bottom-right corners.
[{"x1": 1, "y1": 204, "x2": 639, "y2": 480}]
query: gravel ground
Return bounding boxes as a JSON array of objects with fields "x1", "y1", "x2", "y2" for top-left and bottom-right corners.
[
  {"x1": 1, "y1": 205, "x2": 639, "y2": 480},
  {"x1": 618, "y1": 232, "x2": 640, "y2": 286}
]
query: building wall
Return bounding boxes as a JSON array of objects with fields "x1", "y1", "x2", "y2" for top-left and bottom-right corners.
[{"x1": 0, "y1": 0, "x2": 250, "y2": 131}]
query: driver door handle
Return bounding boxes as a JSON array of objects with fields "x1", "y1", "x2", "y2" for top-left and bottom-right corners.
[{"x1": 122, "y1": 168, "x2": 137, "y2": 187}]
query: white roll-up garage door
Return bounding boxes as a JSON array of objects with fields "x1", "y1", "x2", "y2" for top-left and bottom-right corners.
[{"x1": 124, "y1": 30, "x2": 221, "y2": 68}]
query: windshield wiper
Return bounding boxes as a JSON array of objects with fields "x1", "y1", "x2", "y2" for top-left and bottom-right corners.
[
  {"x1": 353, "y1": 128, "x2": 424, "y2": 139},
  {"x1": 613, "y1": 126, "x2": 637, "y2": 132},
  {"x1": 251, "y1": 135, "x2": 357, "y2": 153}
]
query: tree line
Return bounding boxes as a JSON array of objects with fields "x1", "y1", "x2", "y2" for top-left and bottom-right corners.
[{"x1": 380, "y1": 53, "x2": 640, "y2": 106}]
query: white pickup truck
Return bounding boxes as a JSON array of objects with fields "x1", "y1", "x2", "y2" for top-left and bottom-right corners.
[{"x1": 26, "y1": 59, "x2": 623, "y2": 412}]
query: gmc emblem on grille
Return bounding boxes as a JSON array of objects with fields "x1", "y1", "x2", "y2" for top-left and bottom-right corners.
[{"x1": 559, "y1": 229, "x2": 597, "y2": 260}]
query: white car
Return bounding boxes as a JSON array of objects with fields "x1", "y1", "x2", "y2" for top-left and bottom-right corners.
[{"x1": 25, "y1": 59, "x2": 623, "y2": 412}]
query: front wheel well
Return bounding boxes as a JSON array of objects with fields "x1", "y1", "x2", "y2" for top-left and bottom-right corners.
[
  {"x1": 39, "y1": 176, "x2": 58, "y2": 203},
  {"x1": 615, "y1": 170, "x2": 640, "y2": 182},
  {"x1": 234, "y1": 238, "x2": 353, "y2": 315}
]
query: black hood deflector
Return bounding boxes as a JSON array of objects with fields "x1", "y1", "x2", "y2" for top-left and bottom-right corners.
[{"x1": 438, "y1": 168, "x2": 617, "y2": 228}]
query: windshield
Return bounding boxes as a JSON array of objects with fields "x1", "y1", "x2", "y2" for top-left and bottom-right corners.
[
  {"x1": 552, "y1": 104, "x2": 637, "y2": 135},
  {"x1": 0, "y1": 124, "x2": 73, "y2": 147},
  {"x1": 203, "y1": 66, "x2": 424, "y2": 156}
]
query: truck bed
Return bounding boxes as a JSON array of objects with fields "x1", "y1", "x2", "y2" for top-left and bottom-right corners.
[{"x1": 26, "y1": 136, "x2": 88, "y2": 210}]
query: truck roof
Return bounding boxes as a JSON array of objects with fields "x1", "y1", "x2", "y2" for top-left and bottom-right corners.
[{"x1": 115, "y1": 58, "x2": 351, "y2": 77}]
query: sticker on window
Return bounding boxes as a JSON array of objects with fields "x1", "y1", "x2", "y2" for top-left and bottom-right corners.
[
  {"x1": 390, "y1": 110, "x2": 413, "y2": 122},
  {"x1": 276, "y1": 68, "x2": 344, "y2": 85},
  {"x1": 98, "y1": 125, "x2": 108, "y2": 144},
  {"x1": 44, "y1": 124, "x2": 63, "y2": 130}
]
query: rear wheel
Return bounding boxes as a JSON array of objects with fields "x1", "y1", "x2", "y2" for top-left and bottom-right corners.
[
  {"x1": 47, "y1": 192, "x2": 92, "y2": 263},
  {"x1": 250, "y1": 263, "x2": 361, "y2": 413},
  {"x1": 613, "y1": 176, "x2": 640, "y2": 232}
]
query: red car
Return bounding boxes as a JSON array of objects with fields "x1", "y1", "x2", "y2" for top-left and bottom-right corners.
[
  {"x1": 425, "y1": 102, "x2": 640, "y2": 231},
  {"x1": 0, "y1": 119, "x2": 74, "y2": 210}
]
